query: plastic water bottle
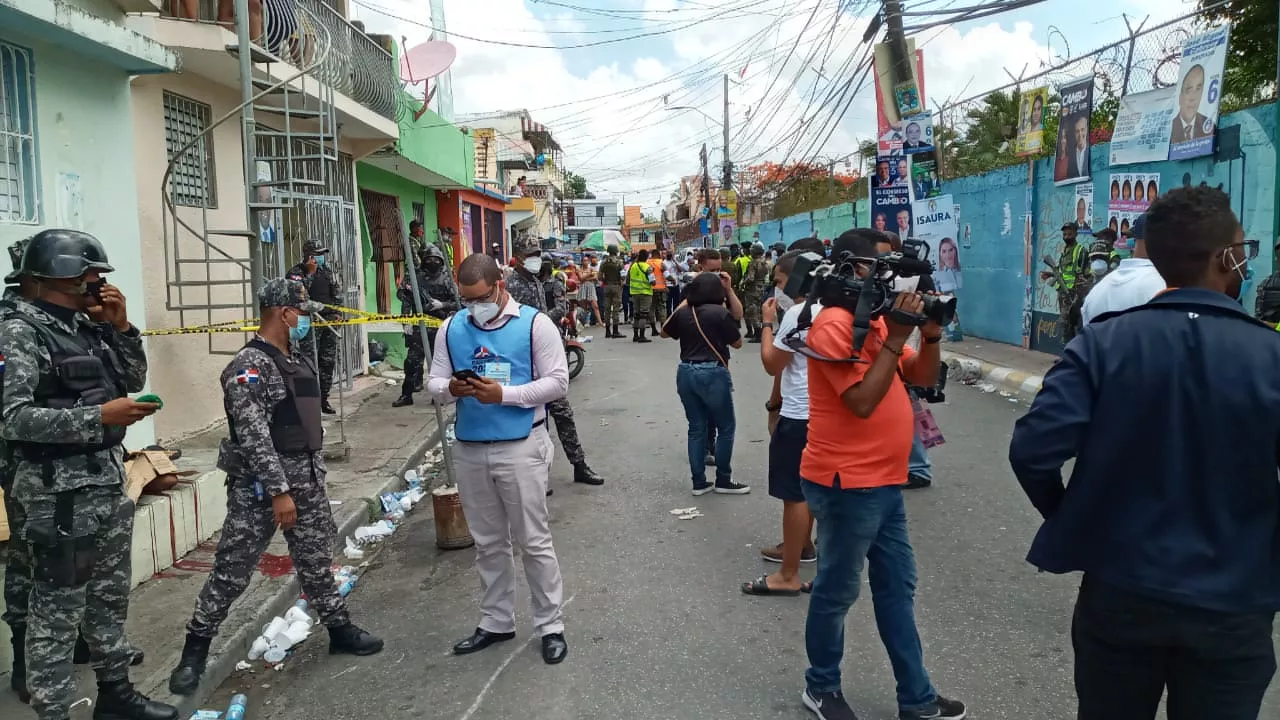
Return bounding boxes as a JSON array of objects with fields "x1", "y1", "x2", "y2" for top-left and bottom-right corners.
[
  {"x1": 445, "y1": 423, "x2": 456, "y2": 447},
  {"x1": 337, "y1": 578, "x2": 356, "y2": 597},
  {"x1": 226, "y1": 694, "x2": 248, "y2": 720},
  {"x1": 404, "y1": 469, "x2": 421, "y2": 490}
]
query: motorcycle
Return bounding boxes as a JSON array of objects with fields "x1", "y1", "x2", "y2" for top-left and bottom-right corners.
[{"x1": 565, "y1": 335, "x2": 586, "y2": 381}]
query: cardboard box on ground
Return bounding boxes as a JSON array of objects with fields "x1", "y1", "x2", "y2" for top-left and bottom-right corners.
[{"x1": 126, "y1": 449, "x2": 198, "y2": 502}]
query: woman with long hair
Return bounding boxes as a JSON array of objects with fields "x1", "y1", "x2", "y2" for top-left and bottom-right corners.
[
  {"x1": 661, "y1": 273, "x2": 748, "y2": 496},
  {"x1": 935, "y1": 237, "x2": 962, "y2": 294}
]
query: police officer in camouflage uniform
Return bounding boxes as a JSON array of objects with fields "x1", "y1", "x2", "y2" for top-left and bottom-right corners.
[
  {"x1": 504, "y1": 239, "x2": 604, "y2": 491},
  {"x1": 169, "y1": 278, "x2": 383, "y2": 696},
  {"x1": 599, "y1": 245, "x2": 624, "y2": 338},
  {"x1": 287, "y1": 240, "x2": 341, "y2": 414},
  {"x1": 0, "y1": 230, "x2": 175, "y2": 720},
  {"x1": 1040, "y1": 222, "x2": 1092, "y2": 343},
  {"x1": 742, "y1": 243, "x2": 769, "y2": 342},
  {"x1": 393, "y1": 243, "x2": 460, "y2": 408},
  {"x1": 538, "y1": 255, "x2": 569, "y2": 327}
]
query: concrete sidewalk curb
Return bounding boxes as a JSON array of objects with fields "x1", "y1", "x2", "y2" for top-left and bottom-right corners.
[
  {"x1": 140, "y1": 403, "x2": 453, "y2": 716},
  {"x1": 941, "y1": 350, "x2": 1046, "y2": 405}
]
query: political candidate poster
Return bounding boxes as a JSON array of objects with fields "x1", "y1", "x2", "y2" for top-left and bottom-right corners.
[
  {"x1": 1109, "y1": 86, "x2": 1177, "y2": 166},
  {"x1": 1053, "y1": 75, "x2": 1094, "y2": 186},
  {"x1": 911, "y1": 195, "x2": 960, "y2": 294},
  {"x1": 870, "y1": 154, "x2": 913, "y2": 239},
  {"x1": 1073, "y1": 183, "x2": 1094, "y2": 232},
  {"x1": 900, "y1": 113, "x2": 935, "y2": 155},
  {"x1": 1168, "y1": 25, "x2": 1230, "y2": 161},
  {"x1": 1106, "y1": 172, "x2": 1159, "y2": 249},
  {"x1": 1015, "y1": 86, "x2": 1049, "y2": 157}
]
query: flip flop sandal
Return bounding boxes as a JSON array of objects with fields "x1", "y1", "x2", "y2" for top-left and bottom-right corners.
[{"x1": 741, "y1": 574, "x2": 813, "y2": 596}]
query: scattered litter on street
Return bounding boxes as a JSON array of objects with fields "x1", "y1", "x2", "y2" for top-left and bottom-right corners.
[
  {"x1": 234, "y1": 661, "x2": 252, "y2": 671},
  {"x1": 669, "y1": 507, "x2": 704, "y2": 520},
  {"x1": 189, "y1": 710, "x2": 223, "y2": 720}
]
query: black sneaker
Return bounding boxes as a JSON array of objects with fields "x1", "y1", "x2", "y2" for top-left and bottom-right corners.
[
  {"x1": 714, "y1": 482, "x2": 751, "y2": 495},
  {"x1": 905, "y1": 474, "x2": 932, "y2": 490},
  {"x1": 899, "y1": 695, "x2": 967, "y2": 720},
  {"x1": 802, "y1": 688, "x2": 858, "y2": 720}
]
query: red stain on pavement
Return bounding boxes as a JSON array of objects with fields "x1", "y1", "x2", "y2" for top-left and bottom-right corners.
[{"x1": 258, "y1": 553, "x2": 295, "y2": 577}]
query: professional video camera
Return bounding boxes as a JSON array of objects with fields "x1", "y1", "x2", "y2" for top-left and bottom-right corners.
[{"x1": 781, "y1": 238, "x2": 957, "y2": 360}]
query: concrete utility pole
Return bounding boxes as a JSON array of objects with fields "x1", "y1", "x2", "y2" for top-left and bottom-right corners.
[
  {"x1": 882, "y1": 0, "x2": 914, "y2": 90},
  {"x1": 722, "y1": 73, "x2": 732, "y2": 189},
  {"x1": 233, "y1": 0, "x2": 262, "y2": 295}
]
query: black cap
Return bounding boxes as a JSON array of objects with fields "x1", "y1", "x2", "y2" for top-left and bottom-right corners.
[
  {"x1": 1061, "y1": 221, "x2": 1079, "y2": 231},
  {"x1": 1122, "y1": 214, "x2": 1146, "y2": 241}
]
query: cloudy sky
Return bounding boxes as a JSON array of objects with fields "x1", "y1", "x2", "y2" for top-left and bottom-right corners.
[{"x1": 351, "y1": 0, "x2": 1200, "y2": 215}]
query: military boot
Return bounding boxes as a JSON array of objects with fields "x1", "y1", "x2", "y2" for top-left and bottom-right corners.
[
  {"x1": 167, "y1": 633, "x2": 211, "y2": 696},
  {"x1": 610, "y1": 323, "x2": 622, "y2": 338},
  {"x1": 328, "y1": 623, "x2": 384, "y2": 656},
  {"x1": 92, "y1": 679, "x2": 177, "y2": 720},
  {"x1": 637, "y1": 326, "x2": 652, "y2": 343},
  {"x1": 11, "y1": 625, "x2": 29, "y2": 704}
]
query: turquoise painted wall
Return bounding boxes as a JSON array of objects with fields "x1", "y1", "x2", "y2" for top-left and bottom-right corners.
[
  {"x1": 356, "y1": 163, "x2": 438, "y2": 368},
  {"x1": 730, "y1": 102, "x2": 1277, "y2": 351}
]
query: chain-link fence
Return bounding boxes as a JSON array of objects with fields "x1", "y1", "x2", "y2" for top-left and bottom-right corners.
[{"x1": 934, "y1": 7, "x2": 1241, "y2": 180}]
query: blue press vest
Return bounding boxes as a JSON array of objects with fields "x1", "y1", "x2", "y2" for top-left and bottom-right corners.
[{"x1": 446, "y1": 305, "x2": 538, "y2": 442}]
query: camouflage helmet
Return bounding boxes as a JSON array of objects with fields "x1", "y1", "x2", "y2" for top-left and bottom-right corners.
[
  {"x1": 1088, "y1": 240, "x2": 1112, "y2": 259},
  {"x1": 19, "y1": 229, "x2": 114, "y2": 280},
  {"x1": 258, "y1": 277, "x2": 324, "y2": 313},
  {"x1": 419, "y1": 243, "x2": 446, "y2": 263}
]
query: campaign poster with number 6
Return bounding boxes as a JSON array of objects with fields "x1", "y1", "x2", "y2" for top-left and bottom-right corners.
[{"x1": 1168, "y1": 25, "x2": 1230, "y2": 161}]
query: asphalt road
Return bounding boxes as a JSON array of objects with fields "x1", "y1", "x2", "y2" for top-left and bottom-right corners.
[{"x1": 206, "y1": 332, "x2": 1280, "y2": 720}]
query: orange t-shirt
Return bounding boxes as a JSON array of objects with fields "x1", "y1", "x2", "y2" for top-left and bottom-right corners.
[
  {"x1": 801, "y1": 308, "x2": 916, "y2": 489},
  {"x1": 649, "y1": 259, "x2": 668, "y2": 290}
]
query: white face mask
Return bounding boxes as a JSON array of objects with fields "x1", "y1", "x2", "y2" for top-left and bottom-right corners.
[
  {"x1": 469, "y1": 302, "x2": 500, "y2": 325},
  {"x1": 773, "y1": 286, "x2": 795, "y2": 314},
  {"x1": 1090, "y1": 259, "x2": 1108, "y2": 275},
  {"x1": 523, "y1": 257, "x2": 543, "y2": 274}
]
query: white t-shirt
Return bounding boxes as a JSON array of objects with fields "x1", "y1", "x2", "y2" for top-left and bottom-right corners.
[{"x1": 774, "y1": 300, "x2": 822, "y2": 421}]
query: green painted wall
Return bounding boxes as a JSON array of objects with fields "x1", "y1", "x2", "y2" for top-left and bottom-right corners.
[
  {"x1": 356, "y1": 162, "x2": 437, "y2": 369},
  {"x1": 397, "y1": 104, "x2": 474, "y2": 188}
]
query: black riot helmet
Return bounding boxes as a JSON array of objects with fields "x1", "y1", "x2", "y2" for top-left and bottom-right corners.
[{"x1": 20, "y1": 229, "x2": 115, "y2": 279}]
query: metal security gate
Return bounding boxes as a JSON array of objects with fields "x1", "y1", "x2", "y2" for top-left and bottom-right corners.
[{"x1": 279, "y1": 193, "x2": 363, "y2": 390}]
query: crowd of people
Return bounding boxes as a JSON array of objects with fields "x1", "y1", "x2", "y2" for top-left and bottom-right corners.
[{"x1": 3, "y1": 184, "x2": 1278, "y2": 720}]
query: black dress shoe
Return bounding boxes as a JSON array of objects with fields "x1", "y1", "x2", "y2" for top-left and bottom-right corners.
[
  {"x1": 541, "y1": 633, "x2": 568, "y2": 665},
  {"x1": 452, "y1": 628, "x2": 516, "y2": 655},
  {"x1": 321, "y1": 400, "x2": 337, "y2": 414},
  {"x1": 573, "y1": 462, "x2": 604, "y2": 486},
  {"x1": 392, "y1": 395, "x2": 414, "y2": 408}
]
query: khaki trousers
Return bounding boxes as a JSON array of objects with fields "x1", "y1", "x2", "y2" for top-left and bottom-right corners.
[{"x1": 453, "y1": 425, "x2": 565, "y2": 636}]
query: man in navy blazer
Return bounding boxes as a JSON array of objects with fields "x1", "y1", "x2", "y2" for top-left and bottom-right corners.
[{"x1": 1009, "y1": 185, "x2": 1280, "y2": 720}]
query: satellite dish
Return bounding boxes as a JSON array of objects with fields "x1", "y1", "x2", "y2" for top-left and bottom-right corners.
[{"x1": 399, "y1": 41, "x2": 457, "y2": 85}]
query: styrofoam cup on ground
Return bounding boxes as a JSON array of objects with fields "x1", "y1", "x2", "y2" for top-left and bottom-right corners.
[
  {"x1": 248, "y1": 636, "x2": 271, "y2": 660},
  {"x1": 264, "y1": 645, "x2": 287, "y2": 663},
  {"x1": 285, "y1": 606, "x2": 311, "y2": 625},
  {"x1": 282, "y1": 622, "x2": 310, "y2": 647},
  {"x1": 262, "y1": 616, "x2": 288, "y2": 638}
]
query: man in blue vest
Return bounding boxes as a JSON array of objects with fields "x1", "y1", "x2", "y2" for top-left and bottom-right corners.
[{"x1": 426, "y1": 254, "x2": 571, "y2": 665}]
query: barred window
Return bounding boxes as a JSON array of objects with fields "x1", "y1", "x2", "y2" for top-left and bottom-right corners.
[
  {"x1": 163, "y1": 92, "x2": 217, "y2": 208},
  {"x1": 0, "y1": 41, "x2": 39, "y2": 224}
]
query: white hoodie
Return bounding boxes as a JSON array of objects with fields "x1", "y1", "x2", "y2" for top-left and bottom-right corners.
[{"x1": 1081, "y1": 258, "x2": 1167, "y2": 325}]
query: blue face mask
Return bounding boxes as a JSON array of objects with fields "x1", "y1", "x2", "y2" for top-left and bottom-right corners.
[
  {"x1": 289, "y1": 314, "x2": 311, "y2": 343},
  {"x1": 1235, "y1": 263, "x2": 1255, "y2": 305},
  {"x1": 314, "y1": 255, "x2": 326, "y2": 267}
]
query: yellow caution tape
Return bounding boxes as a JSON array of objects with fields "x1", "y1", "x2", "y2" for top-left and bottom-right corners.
[{"x1": 140, "y1": 304, "x2": 443, "y2": 337}]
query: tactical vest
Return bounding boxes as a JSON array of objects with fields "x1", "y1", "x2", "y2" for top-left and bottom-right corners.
[
  {"x1": 445, "y1": 306, "x2": 538, "y2": 442},
  {"x1": 234, "y1": 339, "x2": 324, "y2": 453},
  {"x1": 14, "y1": 315, "x2": 128, "y2": 471},
  {"x1": 599, "y1": 257, "x2": 622, "y2": 285}
]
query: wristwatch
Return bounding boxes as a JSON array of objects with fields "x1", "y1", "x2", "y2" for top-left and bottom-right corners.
[{"x1": 762, "y1": 322, "x2": 775, "y2": 332}]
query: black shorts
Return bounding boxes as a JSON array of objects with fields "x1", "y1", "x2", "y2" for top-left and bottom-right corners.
[{"x1": 768, "y1": 417, "x2": 809, "y2": 502}]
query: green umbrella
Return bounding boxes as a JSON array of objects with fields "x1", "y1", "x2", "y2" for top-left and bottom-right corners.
[{"x1": 580, "y1": 229, "x2": 630, "y2": 253}]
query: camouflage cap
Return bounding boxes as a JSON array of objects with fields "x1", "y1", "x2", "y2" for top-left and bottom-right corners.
[
  {"x1": 302, "y1": 239, "x2": 330, "y2": 256},
  {"x1": 258, "y1": 277, "x2": 325, "y2": 313},
  {"x1": 513, "y1": 236, "x2": 542, "y2": 257}
]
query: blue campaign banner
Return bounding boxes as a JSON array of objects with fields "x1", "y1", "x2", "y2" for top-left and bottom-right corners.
[{"x1": 1167, "y1": 25, "x2": 1230, "y2": 162}]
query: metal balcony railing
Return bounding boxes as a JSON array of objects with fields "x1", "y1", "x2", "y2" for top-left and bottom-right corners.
[
  {"x1": 565, "y1": 215, "x2": 620, "y2": 229},
  {"x1": 165, "y1": 0, "x2": 396, "y2": 120}
]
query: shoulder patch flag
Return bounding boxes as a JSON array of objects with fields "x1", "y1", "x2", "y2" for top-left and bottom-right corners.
[
  {"x1": 236, "y1": 368, "x2": 260, "y2": 385},
  {"x1": 0, "y1": 354, "x2": 6, "y2": 374}
]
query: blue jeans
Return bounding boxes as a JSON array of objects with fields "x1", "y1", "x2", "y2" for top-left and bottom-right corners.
[
  {"x1": 675, "y1": 362, "x2": 735, "y2": 488},
  {"x1": 908, "y1": 389, "x2": 932, "y2": 480},
  {"x1": 801, "y1": 480, "x2": 937, "y2": 711}
]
